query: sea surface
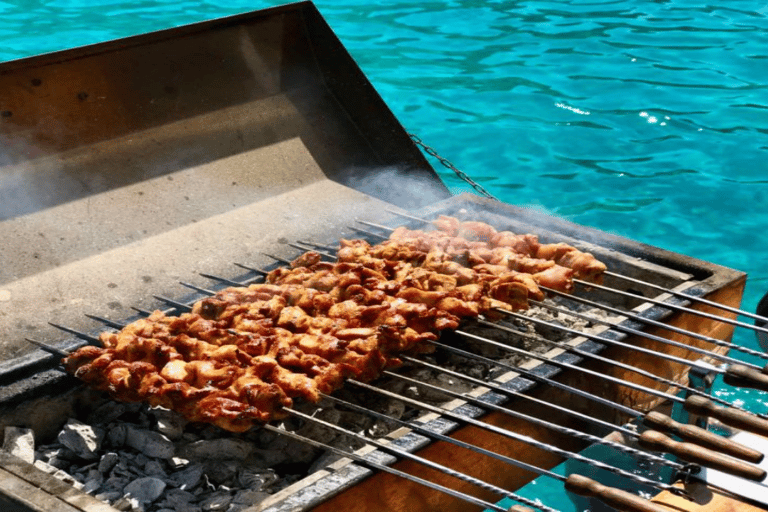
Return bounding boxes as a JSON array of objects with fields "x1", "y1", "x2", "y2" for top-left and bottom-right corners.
[{"x1": 3, "y1": 1, "x2": 768, "y2": 510}]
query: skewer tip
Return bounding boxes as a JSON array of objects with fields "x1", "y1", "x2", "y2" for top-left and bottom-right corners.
[{"x1": 25, "y1": 338, "x2": 71, "y2": 357}]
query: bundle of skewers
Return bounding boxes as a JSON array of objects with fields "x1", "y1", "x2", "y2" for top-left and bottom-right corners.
[
  {"x1": 60, "y1": 216, "x2": 606, "y2": 432},
  {"x1": 34, "y1": 214, "x2": 768, "y2": 512}
]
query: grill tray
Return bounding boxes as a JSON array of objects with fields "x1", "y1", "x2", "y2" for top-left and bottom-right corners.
[{"x1": 0, "y1": 194, "x2": 745, "y2": 512}]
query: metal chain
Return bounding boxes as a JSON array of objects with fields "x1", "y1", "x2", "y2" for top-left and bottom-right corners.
[{"x1": 408, "y1": 132, "x2": 499, "y2": 200}]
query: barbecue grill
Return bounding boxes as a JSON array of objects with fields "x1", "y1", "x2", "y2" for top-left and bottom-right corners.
[{"x1": 2, "y1": 3, "x2": 768, "y2": 512}]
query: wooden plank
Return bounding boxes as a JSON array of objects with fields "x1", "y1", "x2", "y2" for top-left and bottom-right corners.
[
  {"x1": 0, "y1": 453, "x2": 117, "y2": 512},
  {"x1": 0, "y1": 466, "x2": 81, "y2": 512},
  {"x1": 651, "y1": 481, "x2": 766, "y2": 512}
]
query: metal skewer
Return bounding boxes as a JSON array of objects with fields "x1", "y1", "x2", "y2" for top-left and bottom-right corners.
[
  {"x1": 283, "y1": 408, "x2": 557, "y2": 512},
  {"x1": 289, "y1": 405, "x2": 701, "y2": 512},
  {"x1": 84, "y1": 311, "x2": 701, "y2": 472},
  {"x1": 346, "y1": 225, "x2": 389, "y2": 240},
  {"x1": 604, "y1": 270, "x2": 768, "y2": 324},
  {"x1": 479, "y1": 317, "x2": 763, "y2": 421},
  {"x1": 356, "y1": 219, "x2": 399, "y2": 232},
  {"x1": 232, "y1": 262, "x2": 268, "y2": 275},
  {"x1": 296, "y1": 240, "x2": 337, "y2": 252},
  {"x1": 291, "y1": 236, "x2": 767, "y2": 403},
  {"x1": 379, "y1": 210, "x2": 768, "y2": 337},
  {"x1": 321, "y1": 391, "x2": 658, "y2": 477},
  {"x1": 381, "y1": 368, "x2": 686, "y2": 471},
  {"x1": 24, "y1": 338, "x2": 71, "y2": 357},
  {"x1": 457, "y1": 323, "x2": 768, "y2": 445},
  {"x1": 290, "y1": 241, "x2": 337, "y2": 260},
  {"x1": 538, "y1": 287, "x2": 768, "y2": 363},
  {"x1": 330, "y1": 382, "x2": 762, "y2": 508},
  {"x1": 529, "y1": 296, "x2": 768, "y2": 383},
  {"x1": 179, "y1": 282, "x2": 216, "y2": 295},
  {"x1": 199, "y1": 272, "x2": 247, "y2": 287},
  {"x1": 262, "y1": 253, "x2": 293, "y2": 265},
  {"x1": 574, "y1": 279, "x2": 768, "y2": 338},
  {"x1": 500, "y1": 308, "x2": 768, "y2": 398},
  {"x1": 416, "y1": 342, "x2": 763, "y2": 468},
  {"x1": 347, "y1": 379, "x2": 693, "y2": 500},
  {"x1": 262, "y1": 423, "x2": 531, "y2": 512},
  {"x1": 73, "y1": 311, "x2": 701, "y2": 471},
  {"x1": 47, "y1": 322, "x2": 100, "y2": 345}
]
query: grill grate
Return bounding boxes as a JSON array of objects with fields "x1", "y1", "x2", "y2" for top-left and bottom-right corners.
[{"x1": 4, "y1": 195, "x2": 765, "y2": 512}]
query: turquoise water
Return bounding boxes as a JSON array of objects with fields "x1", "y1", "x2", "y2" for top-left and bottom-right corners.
[{"x1": 3, "y1": 1, "x2": 768, "y2": 509}]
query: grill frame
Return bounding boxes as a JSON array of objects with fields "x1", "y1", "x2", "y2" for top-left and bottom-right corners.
[{"x1": 0, "y1": 194, "x2": 746, "y2": 512}]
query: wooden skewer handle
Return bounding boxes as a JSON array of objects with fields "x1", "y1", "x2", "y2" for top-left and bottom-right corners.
[
  {"x1": 564, "y1": 474, "x2": 671, "y2": 512},
  {"x1": 761, "y1": 362, "x2": 768, "y2": 376},
  {"x1": 723, "y1": 364, "x2": 768, "y2": 392},
  {"x1": 684, "y1": 395, "x2": 768, "y2": 438},
  {"x1": 642, "y1": 411, "x2": 764, "y2": 463},
  {"x1": 639, "y1": 430, "x2": 766, "y2": 481},
  {"x1": 507, "y1": 507, "x2": 534, "y2": 512}
]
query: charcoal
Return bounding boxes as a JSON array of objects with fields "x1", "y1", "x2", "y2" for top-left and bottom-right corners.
[
  {"x1": 169, "y1": 504, "x2": 202, "y2": 512},
  {"x1": 112, "y1": 495, "x2": 142, "y2": 511},
  {"x1": 107, "y1": 423, "x2": 127, "y2": 448},
  {"x1": 236, "y1": 468, "x2": 277, "y2": 491},
  {"x1": 84, "y1": 468, "x2": 103, "y2": 484},
  {"x1": 83, "y1": 477, "x2": 102, "y2": 494},
  {"x1": 179, "y1": 438, "x2": 253, "y2": 461},
  {"x1": 307, "y1": 451, "x2": 344, "y2": 475},
  {"x1": 124, "y1": 476, "x2": 167, "y2": 504},
  {"x1": 170, "y1": 456, "x2": 190, "y2": 469},
  {"x1": 168, "y1": 463, "x2": 204, "y2": 490},
  {"x1": 250, "y1": 446, "x2": 307, "y2": 468},
  {"x1": 87, "y1": 402, "x2": 128, "y2": 425},
  {"x1": 111, "y1": 458, "x2": 136, "y2": 478},
  {"x1": 103, "y1": 475, "x2": 131, "y2": 493},
  {"x1": 203, "y1": 460, "x2": 239, "y2": 486},
  {"x1": 58, "y1": 419, "x2": 104, "y2": 461},
  {"x1": 3, "y1": 426, "x2": 35, "y2": 463},
  {"x1": 125, "y1": 426, "x2": 175, "y2": 459},
  {"x1": 199, "y1": 489, "x2": 232, "y2": 511},
  {"x1": 95, "y1": 490, "x2": 123, "y2": 502},
  {"x1": 151, "y1": 407, "x2": 187, "y2": 441},
  {"x1": 98, "y1": 452, "x2": 120, "y2": 474},
  {"x1": 158, "y1": 488, "x2": 196, "y2": 509},
  {"x1": 144, "y1": 459, "x2": 167, "y2": 478}
]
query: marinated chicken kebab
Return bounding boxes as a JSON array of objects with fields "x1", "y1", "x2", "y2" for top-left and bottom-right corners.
[{"x1": 62, "y1": 216, "x2": 607, "y2": 432}]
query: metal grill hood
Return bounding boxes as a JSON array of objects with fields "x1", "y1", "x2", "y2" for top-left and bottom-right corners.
[{"x1": 0, "y1": 0, "x2": 451, "y2": 363}]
